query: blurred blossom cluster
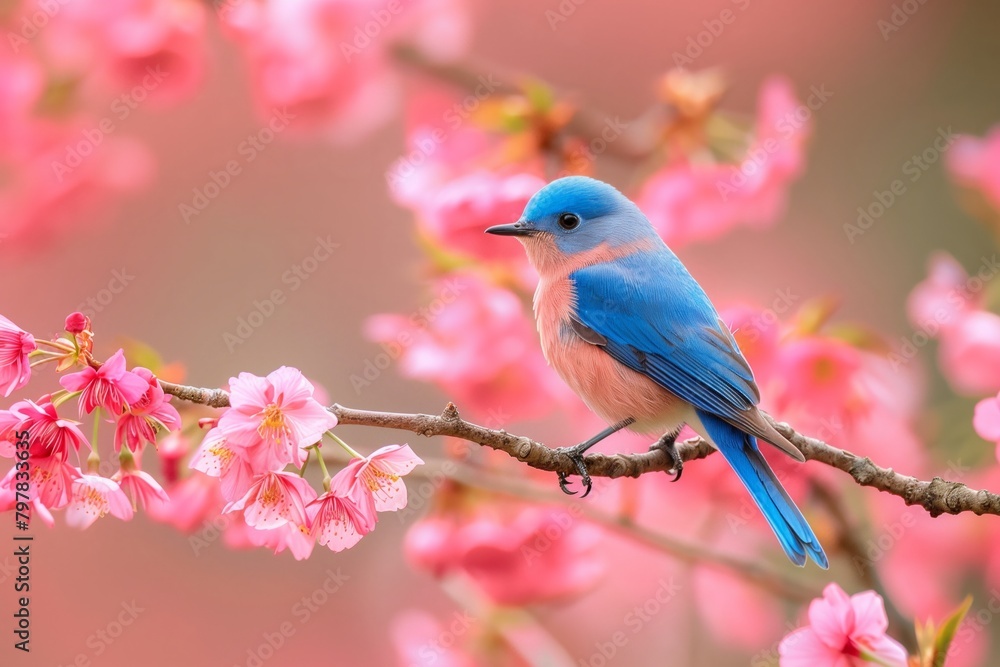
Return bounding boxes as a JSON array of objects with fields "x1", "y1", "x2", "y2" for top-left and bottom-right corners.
[
  {"x1": 0, "y1": 0, "x2": 472, "y2": 244},
  {"x1": 4, "y1": 1, "x2": 1000, "y2": 665}
]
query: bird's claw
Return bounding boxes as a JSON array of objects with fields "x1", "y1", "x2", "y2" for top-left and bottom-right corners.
[
  {"x1": 653, "y1": 432, "x2": 683, "y2": 482},
  {"x1": 555, "y1": 446, "x2": 593, "y2": 498}
]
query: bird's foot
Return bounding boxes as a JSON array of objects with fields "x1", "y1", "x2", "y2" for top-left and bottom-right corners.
[
  {"x1": 652, "y1": 431, "x2": 683, "y2": 482},
  {"x1": 554, "y1": 444, "x2": 594, "y2": 498}
]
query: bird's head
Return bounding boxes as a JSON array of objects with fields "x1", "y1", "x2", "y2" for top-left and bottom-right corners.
[{"x1": 486, "y1": 176, "x2": 661, "y2": 274}]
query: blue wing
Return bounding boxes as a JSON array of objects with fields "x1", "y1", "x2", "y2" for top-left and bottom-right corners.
[{"x1": 570, "y1": 249, "x2": 760, "y2": 426}]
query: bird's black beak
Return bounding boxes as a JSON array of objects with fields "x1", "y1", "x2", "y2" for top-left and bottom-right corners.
[{"x1": 485, "y1": 220, "x2": 535, "y2": 237}]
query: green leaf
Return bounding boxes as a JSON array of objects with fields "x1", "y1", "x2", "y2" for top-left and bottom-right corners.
[
  {"x1": 521, "y1": 78, "x2": 555, "y2": 113},
  {"x1": 931, "y1": 596, "x2": 973, "y2": 667}
]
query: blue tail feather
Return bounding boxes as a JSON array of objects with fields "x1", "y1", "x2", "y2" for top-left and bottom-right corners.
[{"x1": 697, "y1": 411, "x2": 828, "y2": 569}]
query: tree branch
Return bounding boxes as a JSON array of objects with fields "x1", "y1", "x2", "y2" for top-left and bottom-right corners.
[
  {"x1": 390, "y1": 43, "x2": 664, "y2": 161},
  {"x1": 159, "y1": 379, "x2": 1000, "y2": 519}
]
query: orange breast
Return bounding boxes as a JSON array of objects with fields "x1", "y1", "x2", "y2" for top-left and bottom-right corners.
[{"x1": 534, "y1": 276, "x2": 688, "y2": 434}]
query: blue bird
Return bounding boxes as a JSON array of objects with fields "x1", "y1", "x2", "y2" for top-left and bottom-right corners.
[{"x1": 486, "y1": 175, "x2": 828, "y2": 568}]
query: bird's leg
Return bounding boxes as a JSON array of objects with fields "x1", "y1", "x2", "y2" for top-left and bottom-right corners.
[
  {"x1": 651, "y1": 428, "x2": 683, "y2": 482},
  {"x1": 556, "y1": 417, "x2": 635, "y2": 498}
]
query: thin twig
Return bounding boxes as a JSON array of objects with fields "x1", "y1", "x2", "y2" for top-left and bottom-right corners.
[
  {"x1": 157, "y1": 378, "x2": 1000, "y2": 519},
  {"x1": 390, "y1": 43, "x2": 664, "y2": 161},
  {"x1": 811, "y1": 479, "x2": 917, "y2": 652},
  {"x1": 407, "y1": 457, "x2": 820, "y2": 602}
]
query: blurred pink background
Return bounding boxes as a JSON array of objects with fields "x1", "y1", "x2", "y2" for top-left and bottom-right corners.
[{"x1": 3, "y1": 0, "x2": 1000, "y2": 665}]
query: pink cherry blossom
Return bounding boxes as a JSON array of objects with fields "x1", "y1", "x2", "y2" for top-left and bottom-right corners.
[
  {"x1": 0, "y1": 314, "x2": 36, "y2": 397},
  {"x1": 906, "y1": 252, "x2": 976, "y2": 329},
  {"x1": 219, "y1": 0, "x2": 395, "y2": 140},
  {"x1": 66, "y1": 474, "x2": 134, "y2": 529},
  {"x1": 219, "y1": 0, "x2": 470, "y2": 141},
  {"x1": 0, "y1": 454, "x2": 79, "y2": 510},
  {"x1": 458, "y1": 507, "x2": 605, "y2": 606},
  {"x1": 157, "y1": 431, "x2": 189, "y2": 486},
  {"x1": 938, "y1": 310, "x2": 1000, "y2": 395},
  {"x1": 189, "y1": 428, "x2": 257, "y2": 502},
  {"x1": 772, "y1": 336, "x2": 863, "y2": 411},
  {"x1": 0, "y1": 45, "x2": 155, "y2": 246},
  {"x1": 403, "y1": 514, "x2": 457, "y2": 577},
  {"x1": 906, "y1": 253, "x2": 1000, "y2": 395},
  {"x1": 146, "y1": 471, "x2": 223, "y2": 533},
  {"x1": 0, "y1": 52, "x2": 45, "y2": 150},
  {"x1": 0, "y1": 482, "x2": 55, "y2": 528},
  {"x1": 308, "y1": 470, "x2": 377, "y2": 552},
  {"x1": 779, "y1": 583, "x2": 907, "y2": 667},
  {"x1": 11, "y1": 399, "x2": 90, "y2": 459},
  {"x1": 946, "y1": 125, "x2": 1000, "y2": 214},
  {"x1": 391, "y1": 611, "x2": 476, "y2": 667},
  {"x1": 398, "y1": 0, "x2": 473, "y2": 64},
  {"x1": 41, "y1": 0, "x2": 208, "y2": 105},
  {"x1": 0, "y1": 409, "x2": 20, "y2": 458},
  {"x1": 64, "y1": 312, "x2": 89, "y2": 335},
  {"x1": 337, "y1": 444, "x2": 423, "y2": 512},
  {"x1": 114, "y1": 468, "x2": 169, "y2": 510},
  {"x1": 406, "y1": 505, "x2": 605, "y2": 606},
  {"x1": 224, "y1": 471, "x2": 317, "y2": 530},
  {"x1": 217, "y1": 366, "x2": 337, "y2": 470},
  {"x1": 365, "y1": 273, "x2": 572, "y2": 422},
  {"x1": 114, "y1": 367, "x2": 181, "y2": 452},
  {"x1": 974, "y1": 393, "x2": 1000, "y2": 460},
  {"x1": 719, "y1": 304, "x2": 782, "y2": 381},
  {"x1": 59, "y1": 349, "x2": 149, "y2": 415},
  {"x1": 415, "y1": 169, "x2": 546, "y2": 264},
  {"x1": 636, "y1": 76, "x2": 810, "y2": 247},
  {"x1": 224, "y1": 514, "x2": 315, "y2": 561},
  {"x1": 387, "y1": 92, "x2": 496, "y2": 206},
  {"x1": 0, "y1": 116, "x2": 155, "y2": 245}
]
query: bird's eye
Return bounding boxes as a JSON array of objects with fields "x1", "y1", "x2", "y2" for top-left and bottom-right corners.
[{"x1": 558, "y1": 213, "x2": 580, "y2": 230}]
